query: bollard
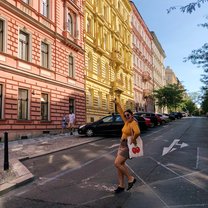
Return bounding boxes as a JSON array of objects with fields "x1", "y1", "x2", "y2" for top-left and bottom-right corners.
[{"x1": 4, "y1": 132, "x2": 9, "y2": 170}]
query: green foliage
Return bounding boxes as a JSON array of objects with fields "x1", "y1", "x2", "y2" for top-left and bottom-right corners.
[
  {"x1": 167, "y1": 0, "x2": 208, "y2": 14},
  {"x1": 168, "y1": 1, "x2": 208, "y2": 111},
  {"x1": 201, "y1": 89, "x2": 208, "y2": 112},
  {"x1": 183, "y1": 99, "x2": 197, "y2": 114},
  {"x1": 154, "y1": 84, "x2": 185, "y2": 112}
]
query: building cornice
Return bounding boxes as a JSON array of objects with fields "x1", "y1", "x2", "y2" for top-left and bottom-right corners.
[
  {"x1": 0, "y1": 63, "x2": 85, "y2": 92},
  {"x1": 151, "y1": 31, "x2": 166, "y2": 58}
]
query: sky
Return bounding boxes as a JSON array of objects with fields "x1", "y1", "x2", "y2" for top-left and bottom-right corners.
[{"x1": 133, "y1": 0, "x2": 208, "y2": 94}]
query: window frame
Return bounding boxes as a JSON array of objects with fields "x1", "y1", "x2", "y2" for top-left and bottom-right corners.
[
  {"x1": 0, "y1": 84, "x2": 3, "y2": 119},
  {"x1": 69, "y1": 98, "x2": 75, "y2": 114},
  {"x1": 41, "y1": 41, "x2": 49, "y2": 68},
  {"x1": 41, "y1": 93, "x2": 49, "y2": 121},
  {"x1": 67, "y1": 12, "x2": 73, "y2": 35},
  {"x1": 19, "y1": 30, "x2": 30, "y2": 61},
  {"x1": 18, "y1": 88, "x2": 29, "y2": 120},
  {"x1": 0, "y1": 18, "x2": 7, "y2": 53},
  {"x1": 68, "y1": 54, "x2": 75, "y2": 78},
  {"x1": 22, "y1": 0, "x2": 30, "y2": 4},
  {"x1": 42, "y1": 0, "x2": 49, "y2": 18},
  {"x1": 0, "y1": 19, "x2": 4, "y2": 52}
]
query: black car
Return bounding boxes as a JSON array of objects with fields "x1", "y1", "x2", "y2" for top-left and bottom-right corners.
[
  {"x1": 78, "y1": 114, "x2": 148, "y2": 137},
  {"x1": 134, "y1": 112, "x2": 158, "y2": 127},
  {"x1": 170, "y1": 112, "x2": 183, "y2": 119}
]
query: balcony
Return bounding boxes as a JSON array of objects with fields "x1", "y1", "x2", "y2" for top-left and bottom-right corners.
[
  {"x1": 111, "y1": 80, "x2": 124, "y2": 93},
  {"x1": 143, "y1": 89, "x2": 151, "y2": 98},
  {"x1": 142, "y1": 71, "x2": 151, "y2": 82},
  {"x1": 111, "y1": 50, "x2": 123, "y2": 65}
]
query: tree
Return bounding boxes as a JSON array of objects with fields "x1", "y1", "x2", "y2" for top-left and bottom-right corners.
[
  {"x1": 167, "y1": 1, "x2": 208, "y2": 14},
  {"x1": 183, "y1": 99, "x2": 197, "y2": 115},
  {"x1": 154, "y1": 84, "x2": 185, "y2": 112},
  {"x1": 201, "y1": 89, "x2": 208, "y2": 112},
  {"x1": 168, "y1": 1, "x2": 208, "y2": 112}
]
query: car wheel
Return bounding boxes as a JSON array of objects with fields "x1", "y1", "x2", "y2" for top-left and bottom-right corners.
[{"x1": 86, "y1": 128, "x2": 94, "y2": 137}]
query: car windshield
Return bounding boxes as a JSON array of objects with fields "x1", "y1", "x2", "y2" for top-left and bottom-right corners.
[
  {"x1": 115, "y1": 115, "x2": 123, "y2": 122},
  {"x1": 102, "y1": 116, "x2": 113, "y2": 123}
]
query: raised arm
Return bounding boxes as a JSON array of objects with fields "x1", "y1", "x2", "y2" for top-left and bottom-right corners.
[{"x1": 114, "y1": 100, "x2": 126, "y2": 122}]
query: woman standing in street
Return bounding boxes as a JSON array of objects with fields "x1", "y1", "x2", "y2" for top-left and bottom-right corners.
[{"x1": 113, "y1": 99, "x2": 140, "y2": 194}]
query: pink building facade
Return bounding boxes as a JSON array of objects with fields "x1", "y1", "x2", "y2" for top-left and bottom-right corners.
[
  {"x1": 131, "y1": 2, "x2": 154, "y2": 112},
  {"x1": 0, "y1": 0, "x2": 85, "y2": 140}
]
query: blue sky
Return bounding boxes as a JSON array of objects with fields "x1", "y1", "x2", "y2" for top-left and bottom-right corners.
[{"x1": 132, "y1": 0, "x2": 208, "y2": 94}]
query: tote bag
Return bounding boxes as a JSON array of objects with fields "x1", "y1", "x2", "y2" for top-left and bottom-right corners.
[{"x1": 127, "y1": 136, "x2": 144, "y2": 159}]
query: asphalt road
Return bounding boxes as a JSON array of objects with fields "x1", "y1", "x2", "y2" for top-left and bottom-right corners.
[{"x1": 1, "y1": 117, "x2": 208, "y2": 208}]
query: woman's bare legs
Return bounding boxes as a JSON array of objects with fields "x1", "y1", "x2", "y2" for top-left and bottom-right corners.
[{"x1": 114, "y1": 155, "x2": 134, "y2": 187}]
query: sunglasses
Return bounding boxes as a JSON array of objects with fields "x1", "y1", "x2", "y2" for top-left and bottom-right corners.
[{"x1": 124, "y1": 113, "x2": 131, "y2": 118}]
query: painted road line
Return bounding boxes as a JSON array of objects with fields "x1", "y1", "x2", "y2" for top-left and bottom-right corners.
[{"x1": 127, "y1": 164, "x2": 169, "y2": 208}]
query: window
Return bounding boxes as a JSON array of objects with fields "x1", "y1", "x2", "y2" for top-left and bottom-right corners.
[
  {"x1": 0, "y1": 84, "x2": 3, "y2": 119},
  {"x1": 22, "y1": 0, "x2": 29, "y2": 4},
  {"x1": 41, "y1": 42, "x2": 49, "y2": 68},
  {"x1": 42, "y1": 0, "x2": 49, "y2": 17},
  {"x1": 105, "y1": 63, "x2": 109, "y2": 79},
  {"x1": 41, "y1": 93, "x2": 49, "y2": 120},
  {"x1": 69, "y1": 98, "x2": 75, "y2": 113},
  {"x1": 106, "y1": 94, "x2": 109, "y2": 110},
  {"x1": 18, "y1": 89, "x2": 29, "y2": 120},
  {"x1": 102, "y1": 116, "x2": 113, "y2": 123},
  {"x1": 115, "y1": 115, "x2": 122, "y2": 122},
  {"x1": 104, "y1": 6, "x2": 108, "y2": 20},
  {"x1": 88, "y1": 52, "x2": 93, "y2": 71},
  {"x1": 0, "y1": 20, "x2": 4, "y2": 52},
  {"x1": 104, "y1": 33, "x2": 107, "y2": 50},
  {"x1": 69, "y1": 55, "x2": 74, "y2": 78},
  {"x1": 86, "y1": 17, "x2": 91, "y2": 34},
  {"x1": 97, "y1": 58, "x2": 101, "y2": 76},
  {"x1": 88, "y1": 89, "x2": 94, "y2": 106},
  {"x1": 67, "y1": 13, "x2": 73, "y2": 35},
  {"x1": 19, "y1": 30, "x2": 29, "y2": 61},
  {"x1": 98, "y1": 92, "x2": 102, "y2": 108}
]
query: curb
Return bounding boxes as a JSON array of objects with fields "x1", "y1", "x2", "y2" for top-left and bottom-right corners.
[{"x1": 0, "y1": 159, "x2": 34, "y2": 196}]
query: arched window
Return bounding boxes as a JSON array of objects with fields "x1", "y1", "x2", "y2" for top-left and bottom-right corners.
[{"x1": 67, "y1": 13, "x2": 73, "y2": 35}]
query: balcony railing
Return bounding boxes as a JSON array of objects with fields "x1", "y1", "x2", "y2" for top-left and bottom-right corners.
[
  {"x1": 142, "y1": 71, "x2": 151, "y2": 82},
  {"x1": 111, "y1": 80, "x2": 124, "y2": 93},
  {"x1": 111, "y1": 50, "x2": 123, "y2": 65},
  {"x1": 143, "y1": 89, "x2": 151, "y2": 98}
]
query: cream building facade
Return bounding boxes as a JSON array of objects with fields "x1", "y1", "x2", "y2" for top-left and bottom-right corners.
[
  {"x1": 165, "y1": 66, "x2": 178, "y2": 85},
  {"x1": 84, "y1": 0, "x2": 133, "y2": 122},
  {"x1": 151, "y1": 32, "x2": 166, "y2": 113}
]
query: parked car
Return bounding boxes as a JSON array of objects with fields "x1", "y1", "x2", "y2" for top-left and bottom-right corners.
[
  {"x1": 163, "y1": 113, "x2": 175, "y2": 120},
  {"x1": 156, "y1": 113, "x2": 170, "y2": 123},
  {"x1": 134, "y1": 114, "x2": 151, "y2": 129},
  {"x1": 78, "y1": 114, "x2": 148, "y2": 137},
  {"x1": 134, "y1": 112, "x2": 158, "y2": 127},
  {"x1": 170, "y1": 112, "x2": 183, "y2": 119}
]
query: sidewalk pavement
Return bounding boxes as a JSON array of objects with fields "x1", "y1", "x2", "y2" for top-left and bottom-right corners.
[{"x1": 0, "y1": 131, "x2": 102, "y2": 196}]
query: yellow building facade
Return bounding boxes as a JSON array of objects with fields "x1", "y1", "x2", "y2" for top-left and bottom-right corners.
[{"x1": 84, "y1": 0, "x2": 133, "y2": 122}]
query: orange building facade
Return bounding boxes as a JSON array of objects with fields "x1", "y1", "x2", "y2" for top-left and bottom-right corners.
[{"x1": 0, "y1": 0, "x2": 85, "y2": 140}]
